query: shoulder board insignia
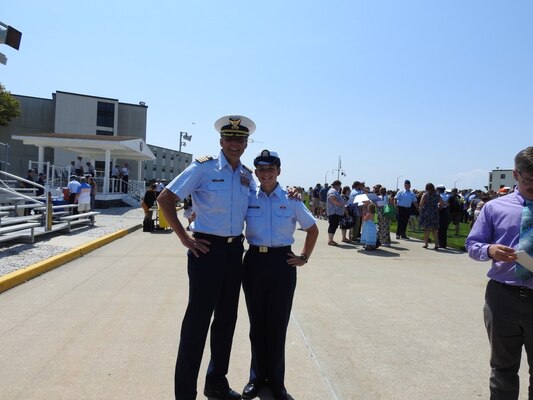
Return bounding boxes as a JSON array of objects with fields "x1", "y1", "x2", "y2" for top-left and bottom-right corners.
[
  {"x1": 242, "y1": 164, "x2": 253, "y2": 173},
  {"x1": 195, "y1": 155, "x2": 214, "y2": 163}
]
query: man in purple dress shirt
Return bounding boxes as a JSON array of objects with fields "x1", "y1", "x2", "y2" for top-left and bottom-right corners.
[{"x1": 466, "y1": 146, "x2": 533, "y2": 400}]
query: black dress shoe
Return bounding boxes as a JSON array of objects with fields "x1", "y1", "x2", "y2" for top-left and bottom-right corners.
[
  {"x1": 241, "y1": 381, "x2": 265, "y2": 399},
  {"x1": 203, "y1": 387, "x2": 241, "y2": 400}
]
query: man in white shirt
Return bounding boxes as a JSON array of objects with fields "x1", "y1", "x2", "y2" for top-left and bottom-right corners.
[
  {"x1": 121, "y1": 163, "x2": 129, "y2": 193},
  {"x1": 66, "y1": 175, "x2": 81, "y2": 215}
]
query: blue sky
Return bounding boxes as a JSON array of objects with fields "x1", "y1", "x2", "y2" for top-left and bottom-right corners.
[{"x1": 2, "y1": 1, "x2": 531, "y2": 191}]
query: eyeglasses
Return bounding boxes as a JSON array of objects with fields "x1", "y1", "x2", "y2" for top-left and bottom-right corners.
[{"x1": 517, "y1": 170, "x2": 533, "y2": 185}]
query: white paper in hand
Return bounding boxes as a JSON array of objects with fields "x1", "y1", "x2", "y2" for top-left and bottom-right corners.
[{"x1": 516, "y1": 250, "x2": 533, "y2": 272}]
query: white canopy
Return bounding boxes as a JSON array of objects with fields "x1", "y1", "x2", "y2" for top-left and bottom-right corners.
[
  {"x1": 12, "y1": 133, "x2": 155, "y2": 194},
  {"x1": 12, "y1": 133, "x2": 155, "y2": 161}
]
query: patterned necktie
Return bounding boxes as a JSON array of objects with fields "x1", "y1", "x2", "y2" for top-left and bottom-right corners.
[{"x1": 515, "y1": 200, "x2": 533, "y2": 280}]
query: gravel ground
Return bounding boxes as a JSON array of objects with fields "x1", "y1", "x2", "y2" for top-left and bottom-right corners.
[{"x1": 0, "y1": 207, "x2": 144, "y2": 277}]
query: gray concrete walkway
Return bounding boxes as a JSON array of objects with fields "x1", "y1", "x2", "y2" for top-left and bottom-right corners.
[{"x1": 0, "y1": 218, "x2": 529, "y2": 399}]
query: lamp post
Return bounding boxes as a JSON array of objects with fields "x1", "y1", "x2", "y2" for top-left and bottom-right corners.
[
  {"x1": 332, "y1": 156, "x2": 346, "y2": 180},
  {"x1": 0, "y1": 21, "x2": 22, "y2": 65},
  {"x1": 453, "y1": 179, "x2": 462, "y2": 189},
  {"x1": 396, "y1": 175, "x2": 403, "y2": 191},
  {"x1": 178, "y1": 131, "x2": 192, "y2": 174}
]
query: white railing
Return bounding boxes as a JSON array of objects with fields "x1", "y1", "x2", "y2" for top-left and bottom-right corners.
[{"x1": 23, "y1": 160, "x2": 146, "y2": 200}]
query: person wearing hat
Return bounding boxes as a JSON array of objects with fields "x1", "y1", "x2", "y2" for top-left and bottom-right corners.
[
  {"x1": 157, "y1": 115, "x2": 257, "y2": 400},
  {"x1": 394, "y1": 179, "x2": 419, "y2": 239},
  {"x1": 241, "y1": 150, "x2": 318, "y2": 400},
  {"x1": 448, "y1": 188, "x2": 464, "y2": 236},
  {"x1": 466, "y1": 146, "x2": 533, "y2": 399},
  {"x1": 85, "y1": 161, "x2": 96, "y2": 177},
  {"x1": 498, "y1": 187, "x2": 510, "y2": 196},
  {"x1": 74, "y1": 156, "x2": 83, "y2": 176},
  {"x1": 436, "y1": 184, "x2": 450, "y2": 249}
]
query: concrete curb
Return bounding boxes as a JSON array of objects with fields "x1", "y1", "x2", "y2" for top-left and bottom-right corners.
[{"x1": 0, "y1": 224, "x2": 142, "y2": 294}]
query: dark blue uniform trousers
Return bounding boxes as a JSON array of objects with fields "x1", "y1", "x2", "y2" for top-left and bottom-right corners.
[
  {"x1": 396, "y1": 206, "x2": 410, "y2": 237},
  {"x1": 174, "y1": 234, "x2": 244, "y2": 400},
  {"x1": 484, "y1": 280, "x2": 533, "y2": 400},
  {"x1": 242, "y1": 246, "x2": 296, "y2": 397},
  {"x1": 438, "y1": 208, "x2": 449, "y2": 248}
]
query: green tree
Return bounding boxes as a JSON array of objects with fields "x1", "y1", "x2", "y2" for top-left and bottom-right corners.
[{"x1": 0, "y1": 83, "x2": 21, "y2": 126}]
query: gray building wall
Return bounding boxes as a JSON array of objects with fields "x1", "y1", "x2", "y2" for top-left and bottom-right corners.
[
  {"x1": 0, "y1": 91, "x2": 150, "y2": 180},
  {"x1": 117, "y1": 103, "x2": 147, "y2": 138},
  {"x1": 145, "y1": 144, "x2": 192, "y2": 182},
  {"x1": 0, "y1": 95, "x2": 55, "y2": 174}
]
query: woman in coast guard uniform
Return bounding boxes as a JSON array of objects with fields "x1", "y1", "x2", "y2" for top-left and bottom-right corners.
[
  {"x1": 157, "y1": 115, "x2": 256, "y2": 400},
  {"x1": 240, "y1": 150, "x2": 319, "y2": 400}
]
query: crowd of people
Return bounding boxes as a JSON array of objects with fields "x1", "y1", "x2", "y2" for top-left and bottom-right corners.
[
  {"x1": 65, "y1": 174, "x2": 96, "y2": 214},
  {"x1": 19, "y1": 166, "x2": 97, "y2": 215},
  {"x1": 301, "y1": 178, "x2": 513, "y2": 251}
]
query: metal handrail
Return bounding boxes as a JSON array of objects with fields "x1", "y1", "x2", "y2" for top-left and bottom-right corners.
[{"x1": 0, "y1": 170, "x2": 45, "y2": 204}]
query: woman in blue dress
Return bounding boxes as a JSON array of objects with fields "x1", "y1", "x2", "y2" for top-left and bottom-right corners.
[{"x1": 361, "y1": 202, "x2": 378, "y2": 250}]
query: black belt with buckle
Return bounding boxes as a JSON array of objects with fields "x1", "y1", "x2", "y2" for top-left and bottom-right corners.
[
  {"x1": 194, "y1": 232, "x2": 244, "y2": 244},
  {"x1": 493, "y1": 280, "x2": 533, "y2": 296},
  {"x1": 248, "y1": 245, "x2": 291, "y2": 254}
]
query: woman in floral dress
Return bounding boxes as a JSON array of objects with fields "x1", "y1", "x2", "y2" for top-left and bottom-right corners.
[
  {"x1": 418, "y1": 182, "x2": 444, "y2": 250},
  {"x1": 376, "y1": 186, "x2": 392, "y2": 247}
]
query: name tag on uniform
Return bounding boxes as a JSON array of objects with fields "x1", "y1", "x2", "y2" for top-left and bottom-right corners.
[{"x1": 212, "y1": 179, "x2": 224, "y2": 182}]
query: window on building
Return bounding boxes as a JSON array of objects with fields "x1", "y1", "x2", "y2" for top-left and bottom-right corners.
[
  {"x1": 152, "y1": 165, "x2": 157, "y2": 171},
  {"x1": 170, "y1": 167, "x2": 174, "y2": 173},
  {"x1": 162, "y1": 166, "x2": 166, "y2": 172},
  {"x1": 162, "y1": 152, "x2": 166, "y2": 159},
  {"x1": 500, "y1": 173, "x2": 506, "y2": 179},
  {"x1": 97, "y1": 102, "x2": 115, "y2": 128},
  {"x1": 171, "y1": 154, "x2": 174, "y2": 161},
  {"x1": 96, "y1": 129, "x2": 113, "y2": 136}
]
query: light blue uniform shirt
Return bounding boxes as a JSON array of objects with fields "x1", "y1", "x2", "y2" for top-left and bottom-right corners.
[
  {"x1": 348, "y1": 188, "x2": 362, "y2": 205},
  {"x1": 245, "y1": 184, "x2": 316, "y2": 247},
  {"x1": 395, "y1": 189, "x2": 417, "y2": 207},
  {"x1": 440, "y1": 192, "x2": 450, "y2": 208},
  {"x1": 165, "y1": 150, "x2": 256, "y2": 237}
]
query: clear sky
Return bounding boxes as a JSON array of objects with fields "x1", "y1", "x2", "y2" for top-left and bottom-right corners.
[{"x1": 2, "y1": 1, "x2": 531, "y2": 191}]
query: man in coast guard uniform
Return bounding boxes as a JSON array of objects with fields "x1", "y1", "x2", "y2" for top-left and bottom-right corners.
[
  {"x1": 157, "y1": 115, "x2": 256, "y2": 400},
  {"x1": 240, "y1": 150, "x2": 319, "y2": 400},
  {"x1": 394, "y1": 179, "x2": 419, "y2": 240}
]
